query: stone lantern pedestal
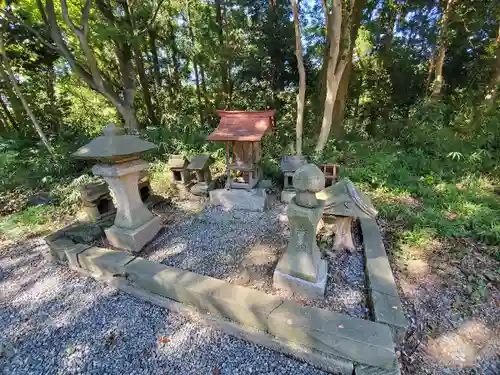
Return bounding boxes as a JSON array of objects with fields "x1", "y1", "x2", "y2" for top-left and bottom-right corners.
[
  {"x1": 273, "y1": 164, "x2": 327, "y2": 299},
  {"x1": 93, "y1": 160, "x2": 161, "y2": 253},
  {"x1": 73, "y1": 124, "x2": 161, "y2": 253}
]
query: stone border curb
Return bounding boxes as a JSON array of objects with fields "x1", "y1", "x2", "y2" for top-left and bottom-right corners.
[
  {"x1": 360, "y1": 218, "x2": 407, "y2": 345},
  {"x1": 45, "y1": 223, "x2": 403, "y2": 374}
]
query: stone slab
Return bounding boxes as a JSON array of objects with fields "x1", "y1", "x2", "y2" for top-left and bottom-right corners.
[
  {"x1": 190, "y1": 182, "x2": 214, "y2": 196},
  {"x1": 273, "y1": 259, "x2": 327, "y2": 299},
  {"x1": 77, "y1": 247, "x2": 136, "y2": 279},
  {"x1": 361, "y1": 219, "x2": 399, "y2": 297},
  {"x1": 105, "y1": 215, "x2": 161, "y2": 253},
  {"x1": 64, "y1": 243, "x2": 92, "y2": 271},
  {"x1": 369, "y1": 290, "x2": 406, "y2": 345},
  {"x1": 257, "y1": 179, "x2": 273, "y2": 189},
  {"x1": 280, "y1": 190, "x2": 296, "y2": 203},
  {"x1": 125, "y1": 258, "x2": 282, "y2": 331},
  {"x1": 268, "y1": 300, "x2": 397, "y2": 369},
  {"x1": 355, "y1": 359, "x2": 401, "y2": 375},
  {"x1": 209, "y1": 188, "x2": 268, "y2": 212},
  {"x1": 107, "y1": 277, "x2": 353, "y2": 375},
  {"x1": 45, "y1": 236, "x2": 76, "y2": 263}
]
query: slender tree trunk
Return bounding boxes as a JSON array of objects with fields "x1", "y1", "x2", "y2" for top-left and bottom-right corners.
[
  {"x1": 134, "y1": 45, "x2": 156, "y2": 125},
  {"x1": 186, "y1": 0, "x2": 203, "y2": 124},
  {"x1": 115, "y1": 43, "x2": 139, "y2": 133},
  {"x1": 431, "y1": 0, "x2": 456, "y2": 99},
  {"x1": 0, "y1": 93, "x2": 19, "y2": 130},
  {"x1": 484, "y1": 24, "x2": 500, "y2": 109},
  {"x1": 0, "y1": 53, "x2": 55, "y2": 155},
  {"x1": 215, "y1": 0, "x2": 229, "y2": 107},
  {"x1": 148, "y1": 28, "x2": 162, "y2": 90},
  {"x1": 291, "y1": 0, "x2": 305, "y2": 156}
]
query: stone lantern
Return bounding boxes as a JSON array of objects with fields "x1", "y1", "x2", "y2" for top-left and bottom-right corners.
[
  {"x1": 73, "y1": 124, "x2": 161, "y2": 253},
  {"x1": 273, "y1": 164, "x2": 327, "y2": 299}
]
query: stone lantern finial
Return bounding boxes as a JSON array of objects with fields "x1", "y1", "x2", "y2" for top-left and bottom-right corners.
[{"x1": 293, "y1": 164, "x2": 325, "y2": 208}]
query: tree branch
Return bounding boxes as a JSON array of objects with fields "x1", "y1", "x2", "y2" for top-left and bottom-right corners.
[{"x1": 81, "y1": 0, "x2": 92, "y2": 37}]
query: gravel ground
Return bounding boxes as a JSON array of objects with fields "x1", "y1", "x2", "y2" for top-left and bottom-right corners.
[
  {"x1": 142, "y1": 196, "x2": 368, "y2": 319},
  {"x1": 0, "y1": 237, "x2": 330, "y2": 375}
]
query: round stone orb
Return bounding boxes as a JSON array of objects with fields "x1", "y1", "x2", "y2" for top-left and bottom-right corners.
[{"x1": 293, "y1": 163, "x2": 325, "y2": 193}]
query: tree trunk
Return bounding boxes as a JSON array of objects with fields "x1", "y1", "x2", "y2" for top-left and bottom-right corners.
[
  {"x1": 330, "y1": 0, "x2": 364, "y2": 139},
  {"x1": 0, "y1": 49, "x2": 55, "y2": 155},
  {"x1": 484, "y1": 24, "x2": 500, "y2": 109},
  {"x1": 186, "y1": 0, "x2": 203, "y2": 124},
  {"x1": 115, "y1": 43, "x2": 139, "y2": 133},
  {"x1": 148, "y1": 28, "x2": 162, "y2": 90},
  {"x1": 215, "y1": 0, "x2": 229, "y2": 107},
  {"x1": 0, "y1": 94, "x2": 19, "y2": 130},
  {"x1": 315, "y1": 0, "x2": 348, "y2": 153},
  {"x1": 134, "y1": 45, "x2": 156, "y2": 125},
  {"x1": 431, "y1": 0, "x2": 456, "y2": 99},
  {"x1": 291, "y1": 0, "x2": 305, "y2": 156}
]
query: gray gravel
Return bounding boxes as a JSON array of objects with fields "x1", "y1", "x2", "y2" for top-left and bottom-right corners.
[
  {"x1": 0, "y1": 237, "x2": 330, "y2": 375},
  {"x1": 143, "y1": 196, "x2": 368, "y2": 319}
]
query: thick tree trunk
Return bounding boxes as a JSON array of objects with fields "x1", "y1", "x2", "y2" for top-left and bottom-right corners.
[
  {"x1": 0, "y1": 94, "x2": 19, "y2": 130},
  {"x1": 431, "y1": 0, "x2": 456, "y2": 99},
  {"x1": 291, "y1": 0, "x2": 305, "y2": 156},
  {"x1": 484, "y1": 24, "x2": 500, "y2": 109},
  {"x1": 115, "y1": 44, "x2": 139, "y2": 133},
  {"x1": 134, "y1": 47, "x2": 156, "y2": 125},
  {"x1": 0, "y1": 53, "x2": 55, "y2": 155},
  {"x1": 315, "y1": 0, "x2": 348, "y2": 153}
]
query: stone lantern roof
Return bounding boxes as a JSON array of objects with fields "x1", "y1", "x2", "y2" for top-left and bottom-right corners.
[
  {"x1": 72, "y1": 123, "x2": 156, "y2": 162},
  {"x1": 319, "y1": 179, "x2": 378, "y2": 218}
]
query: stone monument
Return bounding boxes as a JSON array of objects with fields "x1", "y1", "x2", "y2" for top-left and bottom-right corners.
[
  {"x1": 73, "y1": 124, "x2": 161, "y2": 253},
  {"x1": 280, "y1": 155, "x2": 306, "y2": 203},
  {"x1": 273, "y1": 163, "x2": 327, "y2": 299},
  {"x1": 79, "y1": 181, "x2": 115, "y2": 222},
  {"x1": 186, "y1": 154, "x2": 214, "y2": 196}
]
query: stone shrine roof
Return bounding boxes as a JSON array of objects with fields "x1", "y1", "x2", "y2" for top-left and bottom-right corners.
[
  {"x1": 318, "y1": 179, "x2": 378, "y2": 219},
  {"x1": 187, "y1": 154, "x2": 214, "y2": 170},
  {"x1": 207, "y1": 110, "x2": 275, "y2": 142},
  {"x1": 72, "y1": 124, "x2": 156, "y2": 160},
  {"x1": 280, "y1": 155, "x2": 307, "y2": 172},
  {"x1": 168, "y1": 155, "x2": 189, "y2": 169}
]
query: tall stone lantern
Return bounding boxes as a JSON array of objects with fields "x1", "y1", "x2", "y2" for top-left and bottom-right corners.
[
  {"x1": 273, "y1": 164, "x2": 327, "y2": 299},
  {"x1": 73, "y1": 124, "x2": 161, "y2": 253}
]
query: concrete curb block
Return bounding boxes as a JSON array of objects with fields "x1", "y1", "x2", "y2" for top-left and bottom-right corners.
[
  {"x1": 45, "y1": 227, "x2": 401, "y2": 374},
  {"x1": 360, "y1": 218, "x2": 407, "y2": 345}
]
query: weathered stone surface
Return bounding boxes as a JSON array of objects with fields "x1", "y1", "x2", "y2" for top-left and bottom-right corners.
[
  {"x1": 273, "y1": 259, "x2": 327, "y2": 299},
  {"x1": 77, "y1": 247, "x2": 135, "y2": 279},
  {"x1": 45, "y1": 235, "x2": 76, "y2": 263},
  {"x1": 186, "y1": 154, "x2": 213, "y2": 170},
  {"x1": 64, "y1": 243, "x2": 92, "y2": 271},
  {"x1": 105, "y1": 215, "x2": 161, "y2": 253},
  {"x1": 190, "y1": 182, "x2": 214, "y2": 196},
  {"x1": 268, "y1": 301, "x2": 397, "y2": 369},
  {"x1": 275, "y1": 200, "x2": 324, "y2": 282},
  {"x1": 125, "y1": 258, "x2": 282, "y2": 331},
  {"x1": 64, "y1": 223, "x2": 104, "y2": 243},
  {"x1": 355, "y1": 359, "x2": 401, "y2": 375},
  {"x1": 209, "y1": 188, "x2": 268, "y2": 212},
  {"x1": 280, "y1": 190, "x2": 296, "y2": 203},
  {"x1": 320, "y1": 179, "x2": 377, "y2": 218},
  {"x1": 108, "y1": 276, "x2": 353, "y2": 375},
  {"x1": 73, "y1": 123, "x2": 156, "y2": 160},
  {"x1": 361, "y1": 220, "x2": 399, "y2": 297},
  {"x1": 369, "y1": 290, "x2": 406, "y2": 345}
]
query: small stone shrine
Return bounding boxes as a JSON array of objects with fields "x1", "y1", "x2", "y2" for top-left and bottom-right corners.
[
  {"x1": 319, "y1": 178, "x2": 377, "y2": 251},
  {"x1": 168, "y1": 155, "x2": 191, "y2": 186},
  {"x1": 79, "y1": 181, "x2": 115, "y2": 222},
  {"x1": 186, "y1": 154, "x2": 214, "y2": 196},
  {"x1": 208, "y1": 110, "x2": 275, "y2": 190},
  {"x1": 280, "y1": 155, "x2": 306, "y2": 203},
  {"x1": 273, "y1": 164, "x2": 327, "y2": 299},
  {"x1": 73, "y1": 123, "x2": 161, "y2": 253},
  {"x1": 208, "y1": 110, "x2": 275, "y2": 211}
]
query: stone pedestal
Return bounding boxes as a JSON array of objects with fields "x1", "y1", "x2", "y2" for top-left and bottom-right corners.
[
  {"x1": 209, "y1": 188, "x2": 268, "y2": 212},
  {"x1": 274, "y1": 199, "x2": 327, "y2": 298},
  {"x1": 280, "y1": 190, "x2": 296, "y2": 204},
  {"x1": 93, "y1": 159, "x2": 161, "y2": 253},
  {"x1": 273, "y1": 164, "x2": 327, "y2": 299}
]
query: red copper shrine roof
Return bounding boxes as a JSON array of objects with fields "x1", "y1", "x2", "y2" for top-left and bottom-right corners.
[{"x1": 207, "y1": 110, "x2": 276, "y2": 142}]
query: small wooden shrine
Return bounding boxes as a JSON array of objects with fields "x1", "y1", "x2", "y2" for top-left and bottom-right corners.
[{"x1": 208, "y1": 110, "x2": 275, "y2": 190}]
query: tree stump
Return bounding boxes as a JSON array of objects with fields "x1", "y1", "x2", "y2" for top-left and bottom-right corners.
[{"x1": 332, "y1": 216, "x2": 355, "y2": 252}]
